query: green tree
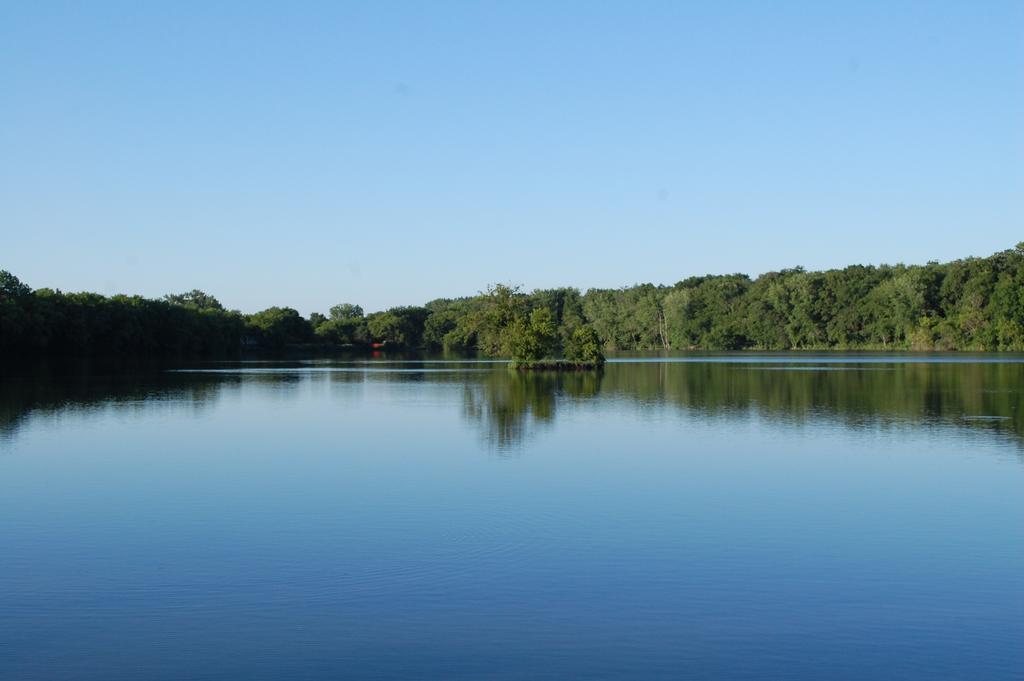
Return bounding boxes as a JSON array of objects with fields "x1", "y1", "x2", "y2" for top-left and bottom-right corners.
[
  {"x1": 246, "y1": 307, "x2": 312, "y2": 349},
  {"x1": 366, "y1": 312, "x2": 403, "y2": 344},
  {"x1": 563, "y1": 325, "x2": 605, "y2": 364},
  {"x1": 503, "y1": 307, "x2": 559, "y2": 361},
  {"x1": 329, "y1": 303, "x2": 364, "y2": 321},
  {"x1": 0, "y1": 270, "x2": 31, "y2": 300},
  {"x1": 315, "y1": 317, "x2": 367, "y2": 345},
  {"x1": 164, "y1": 289, "x2": 224, "y2": 310}
]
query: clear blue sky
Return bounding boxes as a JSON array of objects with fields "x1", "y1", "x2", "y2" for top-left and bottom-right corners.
[{"x1": 2, "y1": 2, "x2": 1022, "y2": 314}]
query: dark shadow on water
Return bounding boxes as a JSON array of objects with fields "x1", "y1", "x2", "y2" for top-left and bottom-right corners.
[
  {"x1": 0, "y1": 358, "x2": 238, "y2": 442},
  {"x1": 2, "y1": 356, "x2": 1022, "y2": 450},
  {"x1": 460, "y1": 370, "x2": 604, "y2": 451}
]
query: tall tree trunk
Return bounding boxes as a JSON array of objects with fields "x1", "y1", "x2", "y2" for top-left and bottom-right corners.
[{"x1": 658, "y1": 309, "x2": 670, "y2": 350}]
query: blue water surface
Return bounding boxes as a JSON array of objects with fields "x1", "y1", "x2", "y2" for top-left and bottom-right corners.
[{"x1": 1, "y1": 355, "x2": 1021, "y2": 680}]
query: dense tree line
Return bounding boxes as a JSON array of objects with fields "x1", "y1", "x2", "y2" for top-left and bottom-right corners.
[
  {"x1": 593, "y1": 243, "x2": 1024, "y2": 351},
  {"x1": 2, "y1": 244, "x2": 1023, "y2": 356},
  {"x1": 0, "y1": 276, "x2": 246, "y2": 356}
]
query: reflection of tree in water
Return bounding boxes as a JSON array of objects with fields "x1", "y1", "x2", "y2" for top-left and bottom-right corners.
[
  {"x1": 462, "y1": 370, "x2": 603, "y2": 450},
  {"x1": 460, "y1": 360, "x2": 1024, "y2": 450},
  {"x1": 598, "y1": 360, "x2": 1024, "y2": 445},
  {"x1": 0, "y1": 360, "x2": 236, "y2": 440},
  {"x1": 3, "y1": 358, "x2": 1022, "y2": 450}
]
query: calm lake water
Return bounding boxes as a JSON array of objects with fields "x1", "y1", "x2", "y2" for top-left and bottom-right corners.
[{"x1": 2, "y1": 354, "x2": 1022, "y2": 680}]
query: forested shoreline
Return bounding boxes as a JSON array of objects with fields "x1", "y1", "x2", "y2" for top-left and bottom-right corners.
[{"x1": 3, "y1": 244, "x2": 1024, "y2": 357}]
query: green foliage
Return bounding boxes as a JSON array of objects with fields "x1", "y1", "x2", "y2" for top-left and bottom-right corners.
[
  {"x1": 246, "y1": 307, "x2": 312, "y2": 350},
  {"x1": 421, "y1": 302, "x2": 462, "y2": 349},
  {"x1": 314, "y1": 317, "x2": 367, "y2": 345},
  {"x1": 366, "y1": 306, "x2": 429, "y2": 345},
  {"x1": 329, "y1": 303, "x2": 364, "y2": 321},
  {"x1": 164, "y1": 289, "x2": 224, "y2": 311},
  {"x1": 563, "y1": 325, "x2": 605, "y2": 364},
  {"x1": 0, "y1": 270, "x2": 31, "y2": 300},
  {"x1": 464, "y1": 284, "x2": 529, "y2": 355},
  {"x1": 3, "y1": 244, "x2": 1024, "y2": 356},
  {"x1": 366, "y1": 311, "x2": 403, "y2": 344},
  {"x1": 503, "y1": 307, "x2": 559, "y2": 361},
  {"x1": 675, "y1": 275, "x2": 749, "y2": 349},
  {"x1": 0, "y1": 282, "x2": 246, "y2": 356}
]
